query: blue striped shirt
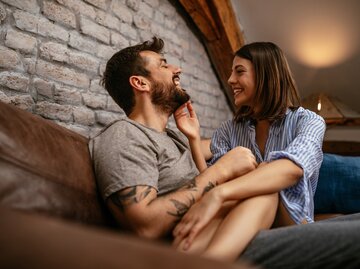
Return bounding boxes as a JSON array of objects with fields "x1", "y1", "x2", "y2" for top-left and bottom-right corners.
[{"x1": 208, "y1": 107, "x2": 326, "y2": 224}]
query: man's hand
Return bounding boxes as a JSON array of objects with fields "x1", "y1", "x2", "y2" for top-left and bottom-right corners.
[
  {"x1": 172, "y1": 188, "x2": 224, "y2": 250},
  {"x1": 174, "y1": 101, "x2": 200, "y2": 141}
]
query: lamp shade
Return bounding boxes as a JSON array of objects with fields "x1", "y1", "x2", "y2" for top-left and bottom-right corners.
[{"x1": 302, "y1": 93, "x2": 360, "y2": 125}]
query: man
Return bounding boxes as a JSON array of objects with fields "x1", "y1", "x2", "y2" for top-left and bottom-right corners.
[{"x1": 90, "y1": 37, "x2": 255, "y2": 240}]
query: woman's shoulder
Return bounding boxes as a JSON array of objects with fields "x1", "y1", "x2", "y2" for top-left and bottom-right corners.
[{"x1": 287, "y1": 107, "x2": 325, "y2": 122}]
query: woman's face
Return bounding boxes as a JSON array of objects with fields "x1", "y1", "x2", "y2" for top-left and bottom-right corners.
[{"x1": 228, "y1": 56, "x2": 256, "y2": 108}]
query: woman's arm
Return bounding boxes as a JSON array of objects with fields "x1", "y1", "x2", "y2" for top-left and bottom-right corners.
[
  {"x1": 214, "y1": 159, "x2": 303, "y2": 201},
  {"x1": 174, "y1": 102, "x2": 207, "y2": 172},
  {"x1": 200, "y1": 139, "x2": 212, "y2": 161}
]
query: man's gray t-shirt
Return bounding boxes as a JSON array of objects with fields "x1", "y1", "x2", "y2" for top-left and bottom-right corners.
[{"x1": 89, "y1": 118, "x2": 200, "y2": 200}]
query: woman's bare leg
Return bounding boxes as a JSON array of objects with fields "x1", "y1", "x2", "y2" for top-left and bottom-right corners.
[
  {"x1": 202, "y1": 193, "x2": 278, "y2": 262},
  {"x1": 174, "y1": 201, "x2": 237, "y2": 254}
]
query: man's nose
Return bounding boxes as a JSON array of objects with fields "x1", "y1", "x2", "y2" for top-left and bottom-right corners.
[{"x1": 169, "y1": 64, "x2": 182, "y2": 74}]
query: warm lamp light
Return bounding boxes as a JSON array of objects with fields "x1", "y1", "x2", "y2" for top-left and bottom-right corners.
[{"x1": 288, "y1": 15, "x2": 357, "y2": 68}]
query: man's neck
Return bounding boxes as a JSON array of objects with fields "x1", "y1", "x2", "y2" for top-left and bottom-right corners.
[{"x1": 129, "y1": 105, "x2": 170, "y2": 133}]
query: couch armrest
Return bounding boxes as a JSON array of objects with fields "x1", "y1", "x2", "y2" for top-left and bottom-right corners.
[{"x1": 0, "y1": 206, "x2": 254, "y2": 269}]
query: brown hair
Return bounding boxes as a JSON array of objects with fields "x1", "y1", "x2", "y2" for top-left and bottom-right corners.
[
  {"x1": 101, "y1": 37, "x2": 164, "y2": 116},
  {"x1": 234, "y1": 42, "x2": 301, "y2": 122}
]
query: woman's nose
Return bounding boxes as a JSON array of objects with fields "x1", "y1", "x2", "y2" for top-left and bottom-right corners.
[{"x1": 228, "y1": 72, "x2": 235, "y2": 85}]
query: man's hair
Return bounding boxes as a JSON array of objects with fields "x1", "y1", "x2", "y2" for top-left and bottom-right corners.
[
  {"x1": 234, "y1": 42, "x2": 301, "y2": 122},
  {"x1": 101, "y1": 37, "x2": 164, "y2": 116}
]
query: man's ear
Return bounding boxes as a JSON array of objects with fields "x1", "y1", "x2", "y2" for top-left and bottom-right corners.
[{"x1": 129, "y1": 75, "x2": 150, "y2": 92}]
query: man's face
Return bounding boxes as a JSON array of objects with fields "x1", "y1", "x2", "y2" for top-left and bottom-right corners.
[{"x1": 140, "y1": 51, "x2": 190, "y2": 114}]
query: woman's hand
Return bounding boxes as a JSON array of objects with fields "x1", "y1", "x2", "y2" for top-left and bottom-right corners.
[
  {"x1": 172, "y1": 189, "x2": 223, "y2": 250},
  {"x1": 174, "y1": 101, "x2": 200, "y2": 141}
]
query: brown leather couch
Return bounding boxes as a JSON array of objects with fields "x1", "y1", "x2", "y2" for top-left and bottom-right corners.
[{"x1": 0, "y1": 101, "x2": 253, "y2": 269}]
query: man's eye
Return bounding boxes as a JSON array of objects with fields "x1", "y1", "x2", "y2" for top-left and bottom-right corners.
[{"x1": 162, "y1": 65, "x2": 168, "y2": 68}]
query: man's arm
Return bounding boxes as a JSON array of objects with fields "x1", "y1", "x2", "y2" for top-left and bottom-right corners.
[{"x1": 107, "y1": 146, "x2": 257, "y2": 239}]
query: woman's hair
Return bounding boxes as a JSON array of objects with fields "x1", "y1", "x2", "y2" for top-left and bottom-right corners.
[
  {"x1": 234, "y1": 42, "x2": 301, "y2": 122},
  {"x1": 101, "y1": 37, "x2": 164, "y2": 116}
]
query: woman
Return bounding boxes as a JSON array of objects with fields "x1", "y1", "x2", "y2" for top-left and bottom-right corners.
[{"x1": 173, "y1": 42, "x2": 326, "y2": 261}]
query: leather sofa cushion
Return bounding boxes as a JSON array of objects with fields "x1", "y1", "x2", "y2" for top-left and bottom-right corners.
[{"x1": 0, "y1": 101, "x2": 115, "y2": 227}]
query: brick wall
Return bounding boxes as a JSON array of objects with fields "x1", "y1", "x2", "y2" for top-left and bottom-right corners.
[{"x1": 0, "y1": 0, "x2": 233, "y2": 138}]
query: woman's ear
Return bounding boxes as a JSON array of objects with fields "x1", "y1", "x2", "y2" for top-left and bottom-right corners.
[{"x1": 129, "y1": 76, "x2": 150, "y2": 92}]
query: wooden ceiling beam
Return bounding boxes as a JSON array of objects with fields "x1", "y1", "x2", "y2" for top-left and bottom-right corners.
[{"x1": 178, "y1": 0, "x2": 245, "y2": 112}]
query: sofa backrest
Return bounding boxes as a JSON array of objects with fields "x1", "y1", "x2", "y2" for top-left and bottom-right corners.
[{"x1": 0, "y1": 101, "x2": 115, "y2": 227}]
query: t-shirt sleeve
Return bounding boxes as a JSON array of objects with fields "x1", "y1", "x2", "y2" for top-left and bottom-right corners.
[
  {"x1": 93, "y1": 122, "x2": 159, "y2": 200},
  {"x1": 207, "y1": 120, "x2": 232, "y2": 166}
]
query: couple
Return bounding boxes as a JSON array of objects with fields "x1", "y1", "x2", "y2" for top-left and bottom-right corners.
[{"x1": 90, "y1": 37, "x2": 325, "y2": 262}]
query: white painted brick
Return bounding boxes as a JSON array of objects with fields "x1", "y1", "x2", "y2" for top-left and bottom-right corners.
[
  {"x1": 107, "y1": 97, "x2": 124, "y2": 113},
  {"x1": 111, "y1": 1, "x2": 132, "y2": 24},
  {"x1": 54, "y1": 84, "x2": 82, "y2": 105},
  {"x1": 111, "y1": 32, "x2": 130, "y2": 48},
  {"x1": 73, "y1": 106, "x2": 96, "y2": 125},
  {"x1": 90, "y1": 79, "x2": 106, "y2": 93},
  {"x1": 164, "y1": 17, "x2": 176, "y2": 30},
  {"x1": 96, "y1": 10, "x2": 121, "y2": 31},
  {"x1": 120, "y1": 22, "x2": 137, "y2": 40},
  {"x1": 36, "y1": 59, "x2": 90, "y2": 88},
  {"x1": 167, "y1": 42, "x2": 183, "y2": 58},
  {"x1": 144, "y1": 0, "x2": 159, "y2": 8},
  {"x1": 158, "y1": 3, "x2": 175, "y2": 17},
  {"x1": 97, "y1": 44, "x2": 117, "y2": 60},
  {"x1": 8, "y1": 95, "x2": 35, "y2": 112},
  {"x1": 126, "y1": 0, "x2": 139, "y2": 11},
  {"x1": 80, "y1": 16, "x2": 110, "y2": 44},
  {"x1": 56, "y1": 0, "x2": 96, "y2": 20},
  {"x1": 33, "y1": 77, "x2": 54, "y2": 98},
  {"x1": 68, "y1": 51, "x2": 100, "y2": 74},
  {"x1": 0, "y1": 45, "x2": 22, "y2": 70},
  {"x1": 139, "y1": 30, "x2": 153, "y2": 43},
  {"x1": 38, "y1": 18, "x2": 69, "y2": 42},
  {"x1": 134, "y1": 13, "x2": 151, "y2": 30},
  {"x1": 0, "y1": 71, "x2": 29, "y2": 92},
  {"x1": 82, "y1": 92, "x2": 107, "y2": 109},
  {"x1": 39, "y1": 42, "x2": 69, "y2": 63},
  {"x1": 42, "y1": 1, "x2": 76, "y2": 29},
  {"x1": 99, "y1": 62, "x2": 106, "y2": 75},
  {"x1": 69, "y1": 31, "x2": 98, "y2": 54},
  {"x1": 23, "y1": 57, "x2": 36, "y2": 74},
  {"x1": 0, "y1": 91, "x2": 10, "y2": 103},
  {"x1": 95, "y1": 110, "x2": 122, "y2": 125},
  {"x1": 65, "y1": 123, "x2": 90, "y2": 137},
  {"x1": 1, "y1": 0, "x2": 39, "y2": 14},
  {"x1": 13, "y1": 10, "x2": 38, "y2": 34},
  {"x1": 138, "y1": 2, "x2": 153, "y2": 18},
  {"x1": 162, "y1": 54, "x2": 180, "y2": 69},
  {"x1": 5, "y1": 29, "x2": 37, "y2": 54},
  {"x1": 84, "y1": 0, "x2": 108, "y2": 10},
  {"x1": 150, "y1": 23, "x2": 162, "y2": 36},
  {"x1": 154, "y1": 11, "x2": 164, "y2": 24},
  {"x1": 35, "y1": 101, "x2": 73, "y2": 121}
]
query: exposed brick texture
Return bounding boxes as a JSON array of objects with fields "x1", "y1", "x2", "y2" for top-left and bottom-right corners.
[{"x1": 0, "y1": 0, "x2": 232, "y2": 138}]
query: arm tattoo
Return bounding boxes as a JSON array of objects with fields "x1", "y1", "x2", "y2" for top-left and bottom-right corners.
[
  {"x1": 110, "y1": 186, "x2": 153, "y2": 212},
  {"x1": 180, "y1": 178, "x2": 197, "y2": 191},
  {"x1": 167, "y1": 195, "x2": 195, "y2": 220},
  {"x1": 202, "y1": 181, "x2": 217, "y2": 195}
]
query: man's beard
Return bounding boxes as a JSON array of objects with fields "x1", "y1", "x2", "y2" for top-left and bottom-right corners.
[{"x1": 150, "y1": 80, "x2": 190, "y2": 115}]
